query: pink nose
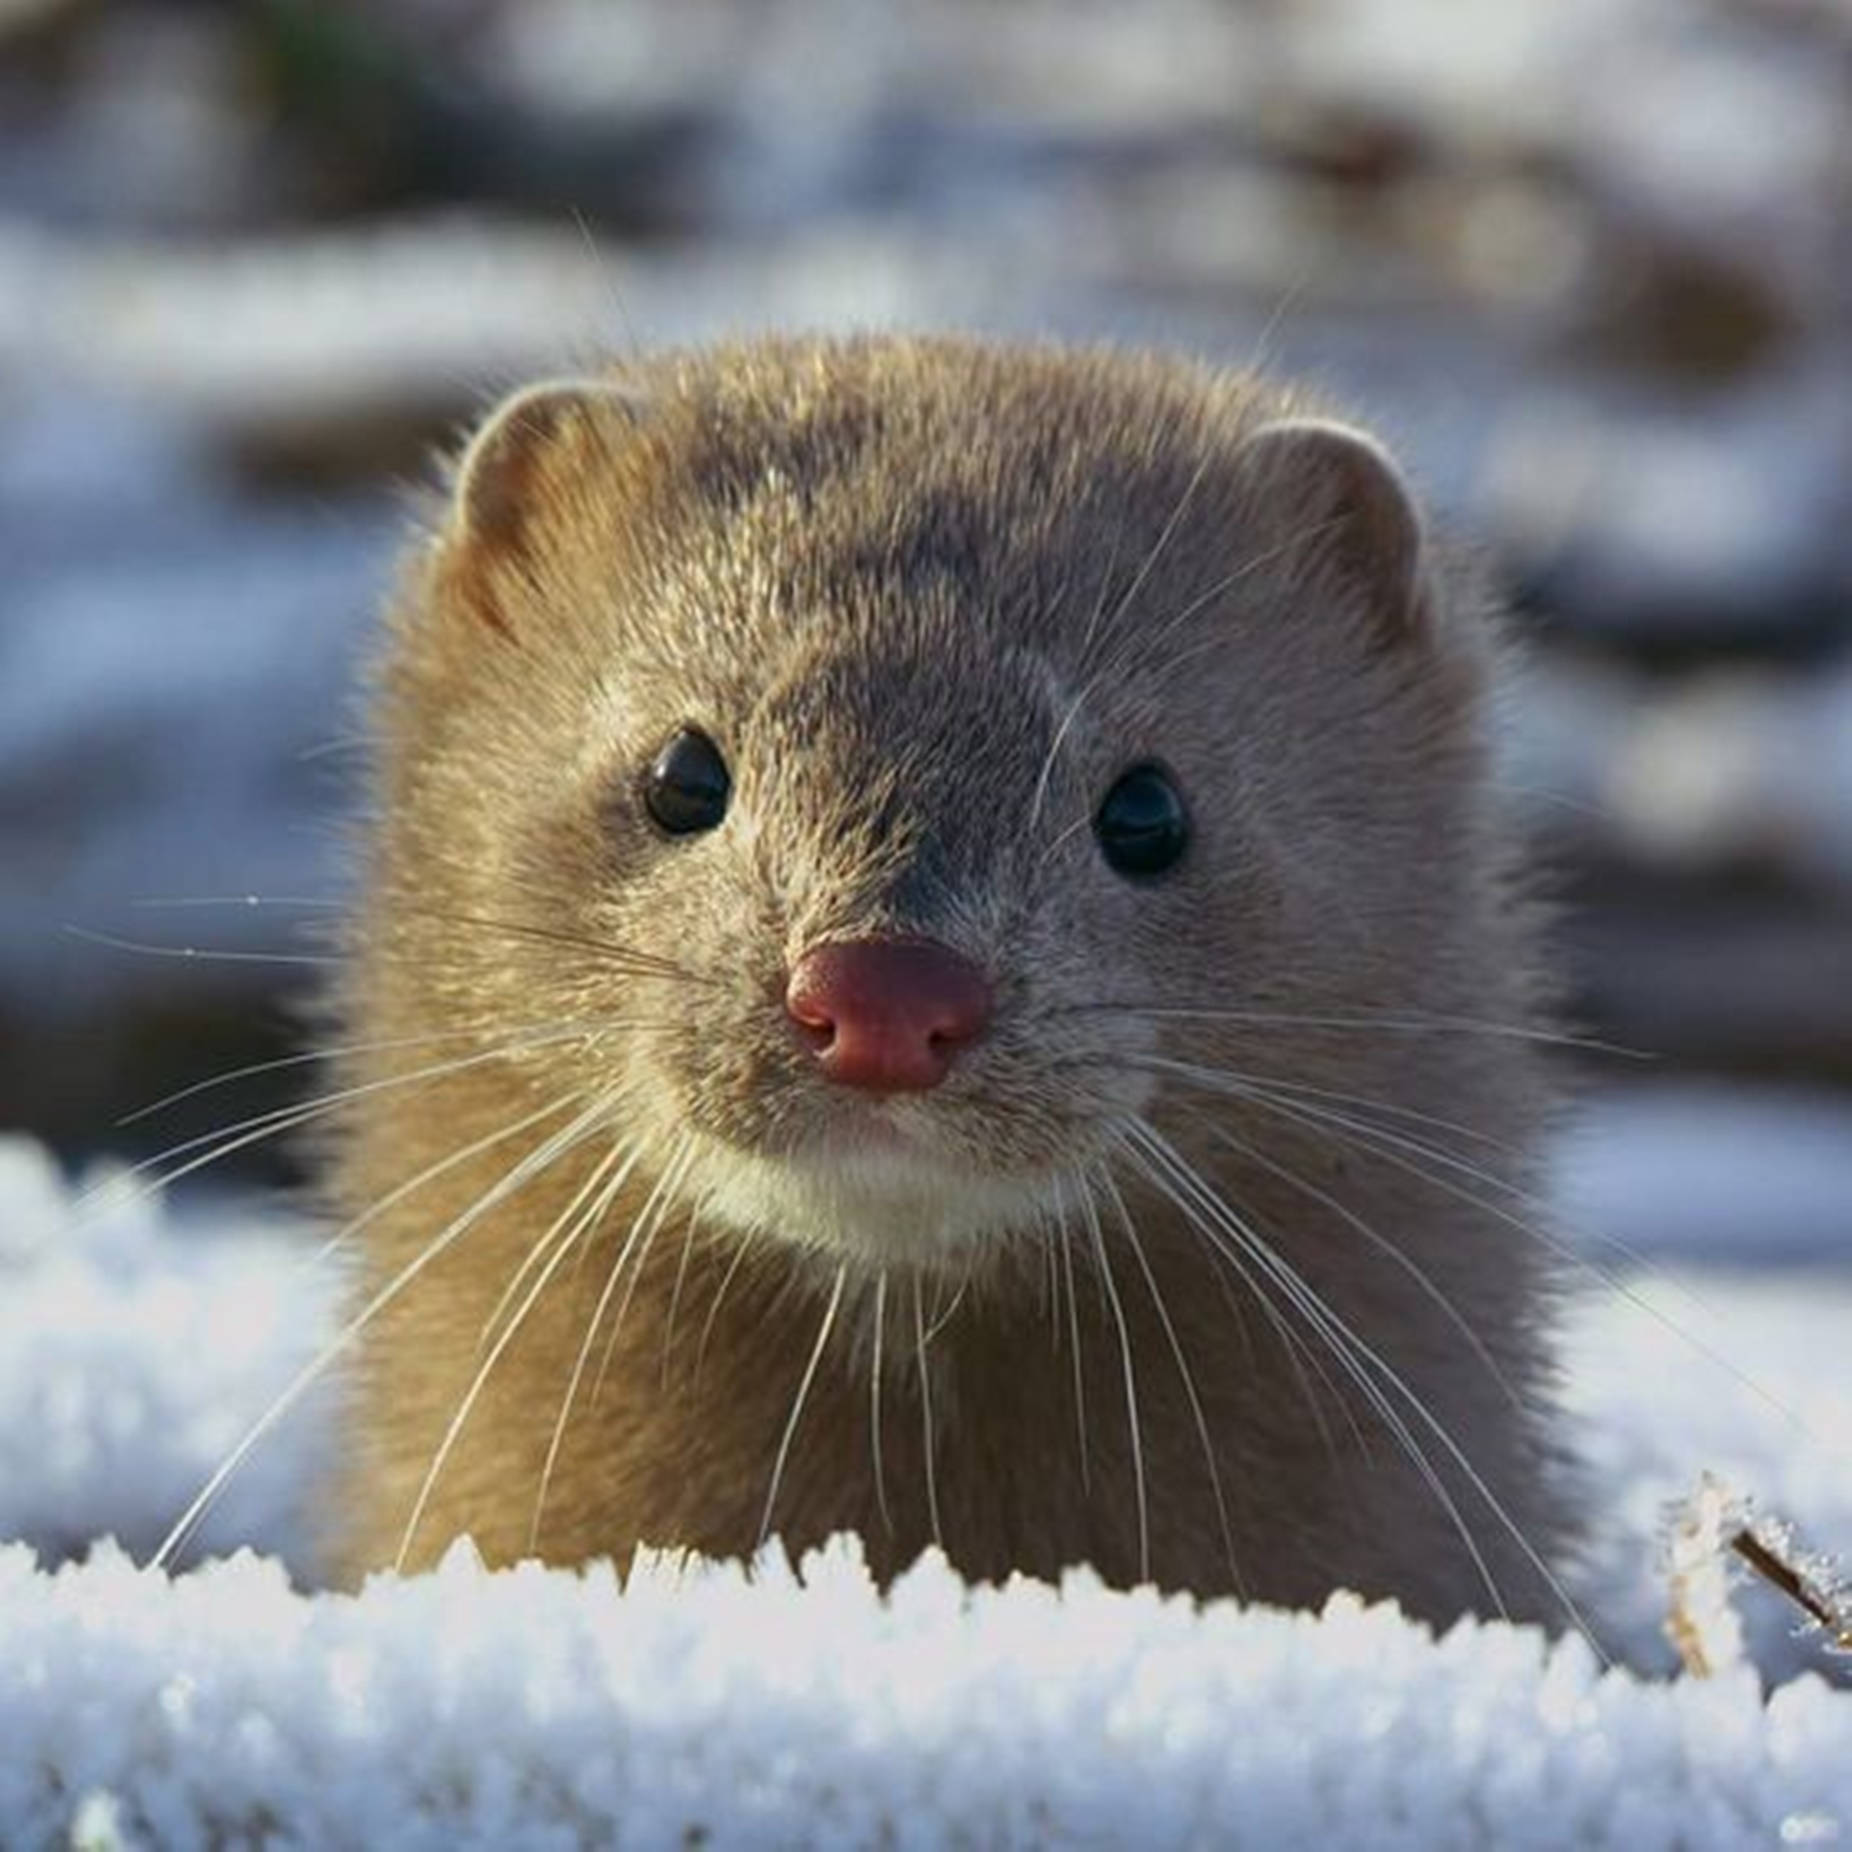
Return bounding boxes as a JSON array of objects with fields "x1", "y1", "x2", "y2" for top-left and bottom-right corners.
[{"x1": 786, "y1": 939, "x2": 993, "y2": 1093}]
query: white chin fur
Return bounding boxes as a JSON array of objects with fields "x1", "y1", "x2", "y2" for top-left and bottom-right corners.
[{"x1": 689, "y1": 1135, "x2": 1059, "y2": 1269}]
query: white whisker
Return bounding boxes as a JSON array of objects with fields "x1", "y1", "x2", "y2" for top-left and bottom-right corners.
[
  {"x1": 1124, "y1": 1120, "x2": 1601, "y2": 1651},
  {"x1": 478, "y1": 1138, "x2": 638, "y2": 1353},
  {"x1": 757, "y1": 1263, "x2": 848, "y2": 1549},
  {"x1": 589, "y1": 1143, "x2": 696, "y2": 1405},
  {"x1": 1123, "y1": 1120, "x2": 1504, "y2": 1614},
  {"x1": 1135, "y1": 1054, "x2": 1523, "y2": 1159},
  {"x1": 1114, "y1": 1125, "x2": 1356, "y2": 1454},
  {"x1": 397, "y1": 1125, "x2": 633, "y2": 1570},
  {"x1": 870, "y1": 1270, "x2": 894, "y2": 1535},
  {"x1": 1185, "y1": 1107, "x2": 1520, "y2": 1406},
  {"x1": 1075, "y1": 1178, "x2": 1149, "y2": 1583},
  {"x1": 912, "y1": 1277, "x2": 943, "y2": 1548},
  {"x1": 659, "y1": 1193, "x2": 708, "y2": 1390},
  {"x1": 1048, "y1": 1173, "x2": 1090, "y2": 1494},
  {"x1": 1094, "y1": 1164, "x2": 1240, "y2": 1594},
  {"x1": 153, "y1": 1087, "x2": 605, "y2": 1570},
  {"x1": 694, "y1": 1235, "x2": 754, "y2": 1386},
  {"x1": 1079, "y1": 1002, "x2": 1641, "y2": 1058},
  {"x1": 84, "y1": 1026, "x2": 598, "y2": 1221},
  {"x1": 1234, "y1": 1082, "x2": 1809, "y2": 1438},
  {"x1": 528, "y1": 1139, "x2": 682, "y2": 1551}
]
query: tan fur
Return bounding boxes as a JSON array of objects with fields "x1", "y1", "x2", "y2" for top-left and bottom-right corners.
[{"x1": 325, "y1": 335, "x2": 1572, "y2": 1627}]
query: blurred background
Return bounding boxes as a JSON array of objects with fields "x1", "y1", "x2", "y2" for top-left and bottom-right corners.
[{"x1": 1, "y1": 0, "x2": 1848, "y2": 1266}]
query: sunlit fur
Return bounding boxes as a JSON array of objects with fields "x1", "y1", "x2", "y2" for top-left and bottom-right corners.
[{"x1": 319, "y1": 335, "x2": 1576, "y2": 1630}]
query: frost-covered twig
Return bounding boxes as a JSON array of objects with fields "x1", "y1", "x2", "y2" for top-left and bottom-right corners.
[
  {"x1": 1664, "y1": 1472, "x2": 1850, "y2": 1678},
  {"x1": 1730, "y1": 1514, "x2": 1852, "y2": 1658}
]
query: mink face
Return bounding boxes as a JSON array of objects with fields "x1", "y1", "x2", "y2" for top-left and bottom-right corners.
[
  {"x1": 331, "y1": 336, "x2": 1565, "y2": 1622},
  {"x1": 363, "y1": 339, "x2": 1502, "y2": 1272}
]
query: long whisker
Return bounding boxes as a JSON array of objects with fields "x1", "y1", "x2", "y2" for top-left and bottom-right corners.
[
  {"x1": 1111, "y1": 1127, "x2": 1355, "y2": 1455},
  {"x1": 527, "y1": 1141, "x2": 671, "y2": 1552},
  {"x1": 1050, "y1": 1175, "x2": 1090, "y2": 1494},
  {"x1": 82, "y1": 1025, "x2": 599, "y2": 1218},
  {"x1": 1031, "y1": 519, "x2": 1338, "y2": 853},
  {"x1": 1126, "y1": 1120, "x2": 1602, "y2": 1650},
  {"x1": 1092, "y1": 445, "x2": 1220, "y2": 665},
  {"x1": 1131, "y1": 1054, "x2": 1524, "y2": 1159},
  {"x1": 121, "y1": 890, "x2": 714, "y2": 987},
  {"x1": 1178, "y1": 1106, "x2": 1520, "y2": 1405},
  {"x1": 1094, "y1": 1163, "x2": 1240, "y2": 1594},
  {"x1": 62, "y1": 923, "x2": 334, "y2": 968},
  {"x1": 115, "y1": 1027, "x2": 490, "y2": 1128},
  {"x1": 1025, "y1": 528, "x2": 1121, "y2": 835},
  {"x1": 152, "y1": 1087, "x2": 603, "y2": 1570},
  {"x1": 1115, "y1": 514, "x2": 1346, "y2": 672},
  {"x1": 1229, "y1": 1081, "x2": 1812, "y2": 1437},
  {"x1": 1073, "y1": 523, "x2": 1125, "y2": 676},
  {"x1": 1075, "y1": 1177, "x2": 1149, "y2": 1584},
  {"x1": 389, "y1": 908, "x2": 714, "y2": 985},
  {"x1": 912, "y1": 1277, "x2": 943, "y2": 1547},
  {"x1": 397, "y1": 1122, "x2": 632, "y2": 1570},
  {"x1": 297, "y1": 1092, "x2": 594, "y2": 1288},
  {"x1": 757, "y1": 1264, "x2": 848, "y2": 1549},
  {"x1": 1121, "y1": 1119, "x2": 1505, "y2": 1615},
  {"x1": 659, "y1": 1194, "x2": 708, "y2": 1390},
  {"x1": 694, "y1": 1236, "x2": 755, "y2": 1385},
  {"x1": 477, "y1": 1137, "x2": 639, "y2": 1352},
  {"x1": 589, "y1": 1142, "x2": 697, "y2": 1404},
  {"x1": 1069, "y1": 1001, "x2": 1645, "y2": 1059},
  {"x1": 127, "y1": 894, "x2": 345, "y2": 910},
  {"x1": 870, "y1": 1270, "x2": 894, "y2": 1535}
]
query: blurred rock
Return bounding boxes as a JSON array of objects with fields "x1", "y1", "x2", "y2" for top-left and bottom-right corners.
[
  {"x1": 0, "y1": 216, "x2": 1023, "y2": 484},
  {"x1": 1508, "y1": 654, "x2": 1852, "y2": 891},
  {"x1": 1571, "y1": 237, "x2": 1799, "y2": 387},
  {"x1": 0, "y1": 0, "x2": 93, "y2": 61},
  {"x1": 1504, "y1": 649, "x2": 1852, "y2": 1082},
  {"x1": 0, "y1": 6, "x2": 268, "y2": 229},
  {"x1": 1554, "y1": 1081, "x2": 1852, "y2": 1264},
  {"x1": 1480, "y1": 379, "x2": 1851, "y2": 652},
  {"x1": 1563, "y1": 883, "x2": 1852, "y2": 1085},
  {"x1": 0, "y1": 388, "x2": 382, "y2": 1022}
]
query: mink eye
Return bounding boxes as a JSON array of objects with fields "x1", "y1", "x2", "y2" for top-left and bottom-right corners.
[
  {"x1": 1094, "y1": 762, "x2": 1190, "y2": 879},
  {"x1": 645, "y1": 727, "x2": 730, "y2": 835}
]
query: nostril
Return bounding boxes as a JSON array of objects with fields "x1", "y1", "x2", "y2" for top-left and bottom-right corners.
[
  {"x1": 793, "y1": 1014, "x2": 834, "y2": 1053},
  {"x1": 924, "y1": 998, "x2": 986, "y2": 1055},
  {"x1": 787, "y1": 988, "x2": 833, "y2": 1032}
]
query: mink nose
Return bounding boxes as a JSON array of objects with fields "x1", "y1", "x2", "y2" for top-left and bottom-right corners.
[{"x1": 785, "y1": 939, "x2": 993, "y2": 1093}]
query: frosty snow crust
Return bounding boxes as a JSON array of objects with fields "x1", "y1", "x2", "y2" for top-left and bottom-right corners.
[{"x1": 5, "y1": 1534, "x2": 1851, "y2": 1851}]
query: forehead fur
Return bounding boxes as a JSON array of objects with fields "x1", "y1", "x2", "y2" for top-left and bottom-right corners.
[{"x1": 601, "y1": 336, "x2": 1302, "y2": 660}]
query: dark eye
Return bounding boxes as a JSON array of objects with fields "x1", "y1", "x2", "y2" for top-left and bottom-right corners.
[
  {"x1": 1094, "y1": 762, "x2": 1190, "y2": 879},
  {"x1": 645, "y1": 727, "x2": 730, "y2": 835}
]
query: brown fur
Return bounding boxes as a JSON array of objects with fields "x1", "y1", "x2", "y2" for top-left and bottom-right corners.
[{"x1": 325, "y1": 335, "x2": 1571, "y2": 1627}]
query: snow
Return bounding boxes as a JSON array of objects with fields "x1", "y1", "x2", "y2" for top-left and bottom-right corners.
[
  {"x1": 2, "y1": 1130, "x2": 1850, "y2": 1848},
  {"x1": 5, "y1": 1537, "x2": 1848, "y2": 1851}
]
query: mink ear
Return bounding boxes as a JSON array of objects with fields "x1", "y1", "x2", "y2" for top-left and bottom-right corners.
[
  {"x1": 436, "y1": 377, "x2": 645, "y2": 636},
  {"x1": 1235, "y1": 417, "x2": 1434, "y2": 648},
  {"x1": 450, "y1": 377, "x2": 644, "y2": 554}
]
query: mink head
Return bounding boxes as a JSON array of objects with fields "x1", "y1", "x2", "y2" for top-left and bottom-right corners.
[{"x1": 367, "y1": 336, "x2": 1509, "y2": 1274}]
